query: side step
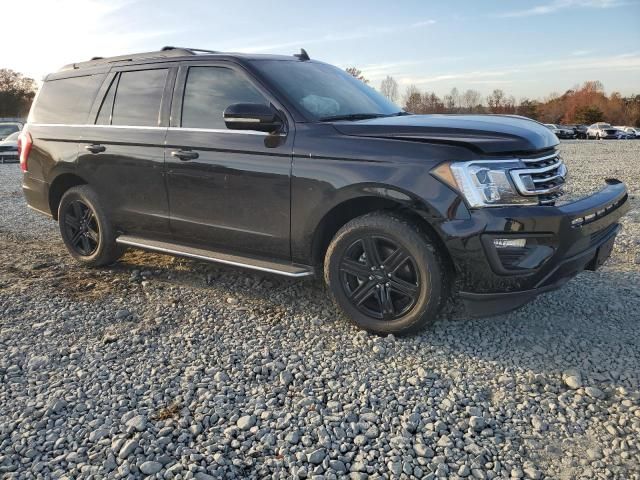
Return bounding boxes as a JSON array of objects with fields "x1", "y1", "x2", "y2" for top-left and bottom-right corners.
[{"x1": 116, "y1": 235, "x2": 314, "y2": 278}]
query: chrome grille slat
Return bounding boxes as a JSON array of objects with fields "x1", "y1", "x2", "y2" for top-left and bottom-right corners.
[{"x1": 511, "y1": 151, "x2": 566, "y2": 206}]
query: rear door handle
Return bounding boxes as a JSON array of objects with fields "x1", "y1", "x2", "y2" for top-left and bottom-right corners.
[
  {"x1": 85, "y1": 144, "x2": 106, "y2": 154},
  {"x1": 171, "y1": 150, "x2": 199, "y2": 161}
]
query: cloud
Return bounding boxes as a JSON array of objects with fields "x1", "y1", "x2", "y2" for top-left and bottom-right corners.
[
  {"x1": 394, "y1": 53, "x2": 640, "y2": 89},
  {"x1": 496, "y1": 0, "x2": 627, "y2": 18},
  {"x1": 230, "y1": 20, "x2": 436, "y2": 53}
]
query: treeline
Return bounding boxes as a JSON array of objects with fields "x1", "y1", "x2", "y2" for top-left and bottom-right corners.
[
  {"x1": 0, "y1": 69, "x2": 36, "y2": 118},
  {"x1": 351, "y1": 69, "x2": 640, "y2": 127}
]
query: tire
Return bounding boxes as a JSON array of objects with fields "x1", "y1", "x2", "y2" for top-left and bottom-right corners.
[
  {"x1": 324, "y1": 212, "x2": 447, "y2": 335},
  {"x1": 58, "y1": 185, "x2": 124, "y2": 267}
]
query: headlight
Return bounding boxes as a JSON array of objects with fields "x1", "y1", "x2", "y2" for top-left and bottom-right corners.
[{"x1": 432, "y1": 160, "x2": 537, "y2": 208}]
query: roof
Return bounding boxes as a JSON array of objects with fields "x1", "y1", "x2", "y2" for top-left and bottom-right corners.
[{"x1": 59, "y1": 46, "x2": 308, "y2": 72}]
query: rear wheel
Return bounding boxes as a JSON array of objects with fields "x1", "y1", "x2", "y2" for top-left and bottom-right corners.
[
  {"x1": 324, "y1": 212, "x2": 447, "y2": 335},
  {"x1": 58, "y1": 186, "x2": 124, "y2": 267}
]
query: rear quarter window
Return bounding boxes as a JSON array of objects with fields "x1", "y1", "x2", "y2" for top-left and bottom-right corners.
[{"x1": 31, "y1": 74, "x2": 104, "y2": 124}]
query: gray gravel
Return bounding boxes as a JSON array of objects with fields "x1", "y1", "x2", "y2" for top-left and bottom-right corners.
[{"x1": 1, "y1": 141, "x2": 639, "y2": 479}]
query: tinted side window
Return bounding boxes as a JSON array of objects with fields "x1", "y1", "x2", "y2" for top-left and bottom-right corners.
[
  {"x1": 111, "y1": 69, "x2": 168, "y2": 126},
  {"x1": 31, "y1": 74, "x2": 104, "y2": 124},
  {"x1": 181, "y1": 67, "x2": 266, "y2": 129}
]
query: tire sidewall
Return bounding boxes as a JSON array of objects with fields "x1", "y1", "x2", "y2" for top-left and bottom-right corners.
[
  {"x1": 325, "y1": 214, "x2": 443, "y2": 335},
  {"x1": 58, "y1": 187, "x2": 115, "y2": 266}
]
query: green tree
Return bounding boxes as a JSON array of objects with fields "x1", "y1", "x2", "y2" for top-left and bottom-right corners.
[
  {"x1": 0, "y1": 69, "x2": 37, "y2": 117},
  {"x1": 518, "y1": 99, "x2": 540, "y2": 120},
  {"x1": 574, "y1": 105, "x2": 604, "y2": 125}
]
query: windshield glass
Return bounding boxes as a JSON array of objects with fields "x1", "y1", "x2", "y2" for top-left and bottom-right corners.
[
  {"x1": 3, "y1": 131, "x2": 20, "y2": 142},
  {"x1": 252, "y1": 60, "x2": 402, "y2": 120},
  {"x1": 0, "y1": 125, "x2": 20, "y2": 137}
]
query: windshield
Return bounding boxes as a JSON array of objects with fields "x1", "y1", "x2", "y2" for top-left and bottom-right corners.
[
  {"x1": 251, "y1": 60, "x2": 402, "y2": 121},
  {"x1": 0, "y1": 125, "x2": 20, "y2": 137},
  {"x1": 2, "y1": 131, "x2": 20, "y2": 142}
]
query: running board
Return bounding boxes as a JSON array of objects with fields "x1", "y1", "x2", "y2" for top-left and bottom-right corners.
[{"x1": 116, "y1": 235, "x2": 314, "y2": 278}]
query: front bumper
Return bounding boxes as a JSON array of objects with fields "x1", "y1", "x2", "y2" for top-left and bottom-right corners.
[{"x1": 441, "y1": 179, "x2": 629, "y2": 316}]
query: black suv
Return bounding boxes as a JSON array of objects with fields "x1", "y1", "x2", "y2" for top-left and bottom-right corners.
[{"x1": 20, "y1": 47, "x2": 629, "y2": 334}]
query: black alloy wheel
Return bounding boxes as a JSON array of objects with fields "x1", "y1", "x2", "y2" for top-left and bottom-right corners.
[
  {"x1": 324, "y1": 212, "x2": 447, "y2": 335},
  {"x1": 339, "y1": 235, "x2": 419, "y2": 320},
  {"x1": 62, "y1": 200, "x2": 100, "y2": 256},
  {"x1": 58, "y1": 185, "x2": 124, "y2": 267}
]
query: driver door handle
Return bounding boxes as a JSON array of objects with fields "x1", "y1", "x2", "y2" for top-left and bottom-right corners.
[
  {"x1": 171, "y1": 150, "x2": 199, "y2": 161},
  {"x1": 85, "y1": 144, "x2": 106, "y2": 154}
]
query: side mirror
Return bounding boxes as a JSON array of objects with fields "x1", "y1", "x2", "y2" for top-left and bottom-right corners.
[{"x1": 223, "y1": 103, "x2": 283, "y2": 133}]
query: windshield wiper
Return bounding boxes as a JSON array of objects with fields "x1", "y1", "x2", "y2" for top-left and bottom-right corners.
[
  {"x1": 319, "y1": 111, "x2": 410, "y2": 122},
  {"x1": 319, "y1": 113, "x2": 387, "y2": 122}
]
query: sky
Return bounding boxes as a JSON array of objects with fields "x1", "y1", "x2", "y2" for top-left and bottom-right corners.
[{"x1": 1, "y1": 0, "x2": 639, "y2": 101}]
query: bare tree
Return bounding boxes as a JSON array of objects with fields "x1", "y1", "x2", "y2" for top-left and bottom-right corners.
[
  {"x1": 487, "y1": 89, "x2": 506, "y2": 113},
  {"x1": 403, "y1": 85, "x2": 423, "y2": 113},
  {"x1": 444, "y1": 87, "x2": 460, "y2": 112},
  {"x1": 422, "y1": 92, "x2": 444, "y2": 113},
  {"x1": 345, "y1": 67, "x2": 369, "y2": 84},
  {"x1": 380, "y1": 76, "x2": 399, "y2": 103},
  {"x1": 461, "y1": 89, "x2": 482, "y2": 113}
]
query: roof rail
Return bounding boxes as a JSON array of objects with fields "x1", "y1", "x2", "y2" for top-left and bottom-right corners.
[
  {"x1": 161, "y1": 46, "x2": 220, "y2": 55},
  {"x1": 60, "y1": 46, "x2": 220, "y2": 71}
]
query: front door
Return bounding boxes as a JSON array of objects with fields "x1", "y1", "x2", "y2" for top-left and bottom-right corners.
[{"x1": 165, "y1": 64, "x2": 293, "y2": 259}]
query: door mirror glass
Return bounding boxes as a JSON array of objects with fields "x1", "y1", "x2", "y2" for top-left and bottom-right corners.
[{"x1": 223, "y1": 103, "x2": 282, "y2": 133}]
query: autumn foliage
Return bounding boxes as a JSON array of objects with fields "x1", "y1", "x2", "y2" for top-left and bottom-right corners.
[{"x1": 396, "y1": 81, "x2": 640, "y2": 127}]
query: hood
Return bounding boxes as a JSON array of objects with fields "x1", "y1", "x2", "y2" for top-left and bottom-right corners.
[{"x1": 331, "y1": 114, "x2": 559, "y2": 155}]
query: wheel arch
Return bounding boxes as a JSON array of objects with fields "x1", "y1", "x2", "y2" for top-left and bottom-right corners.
[
  {"x1": 48, "y1": 173, "x2": 88, "y2": 220},
  {"x1": 310, "y1": 188, "x2": 455, "y2": 276}
]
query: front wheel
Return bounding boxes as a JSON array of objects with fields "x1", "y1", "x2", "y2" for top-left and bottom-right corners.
[
  {"x1": 58, "y1": 186, "x2": 124, "y2": 267},
  {"x1": 324, "y1": 212, "x2": 447, "y2": 335}
]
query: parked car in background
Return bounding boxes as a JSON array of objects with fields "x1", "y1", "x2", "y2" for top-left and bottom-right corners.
[
  {"x1": 0, "y1": 131, "x2": 19, "y2": 163},
  {"x1": 0, "y1": 122, "x2": 22, "y2": 141},
  {"x1": 566, "y1": 124, "x2": 588, "y2": 139},
  {"x1": 20, "y1": 46, "x2": 630, "y2": 334},
  {"x1": 615, "y1": 126, "x2": 640, "y2": 139},
  {"x1": 544, "y1": 123, "x2": 576, "y2": 139},
  {"x1": 586, "y1": 123, "x2": 619, "y2": 140}
]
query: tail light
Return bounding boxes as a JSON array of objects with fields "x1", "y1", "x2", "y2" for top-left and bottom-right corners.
[{"x1": 17, "y1": 131, "x2": 32, "y2": 172}]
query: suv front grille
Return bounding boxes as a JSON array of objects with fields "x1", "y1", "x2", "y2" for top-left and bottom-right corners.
[{"x1": 511, "y1": 152, "x2": 567, "y2": 206}]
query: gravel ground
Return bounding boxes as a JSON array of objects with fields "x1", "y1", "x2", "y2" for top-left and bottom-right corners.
[{"x1": 1, "y1": 141, "x2": 639, "y2": 480}]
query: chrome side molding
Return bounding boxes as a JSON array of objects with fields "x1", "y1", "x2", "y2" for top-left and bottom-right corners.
[{"x1": 116, "y1": 235, "x2": 314, "y2": 278}]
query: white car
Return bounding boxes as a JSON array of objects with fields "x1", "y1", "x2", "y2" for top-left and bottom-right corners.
[
  {"x1": 586, "y1": 122, "x2": 619, "y2": 140},
  {"x1": 0, "y1": 131, "x2": 19, "y2": 163}
]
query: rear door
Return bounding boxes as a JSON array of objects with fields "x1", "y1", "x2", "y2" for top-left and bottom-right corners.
[
  {"x1": 164, "y1": 63, "x2": 293, "y2": 259},
  {"x1": 76, "y1": 66, "x2": 176, "y2": 237}
]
